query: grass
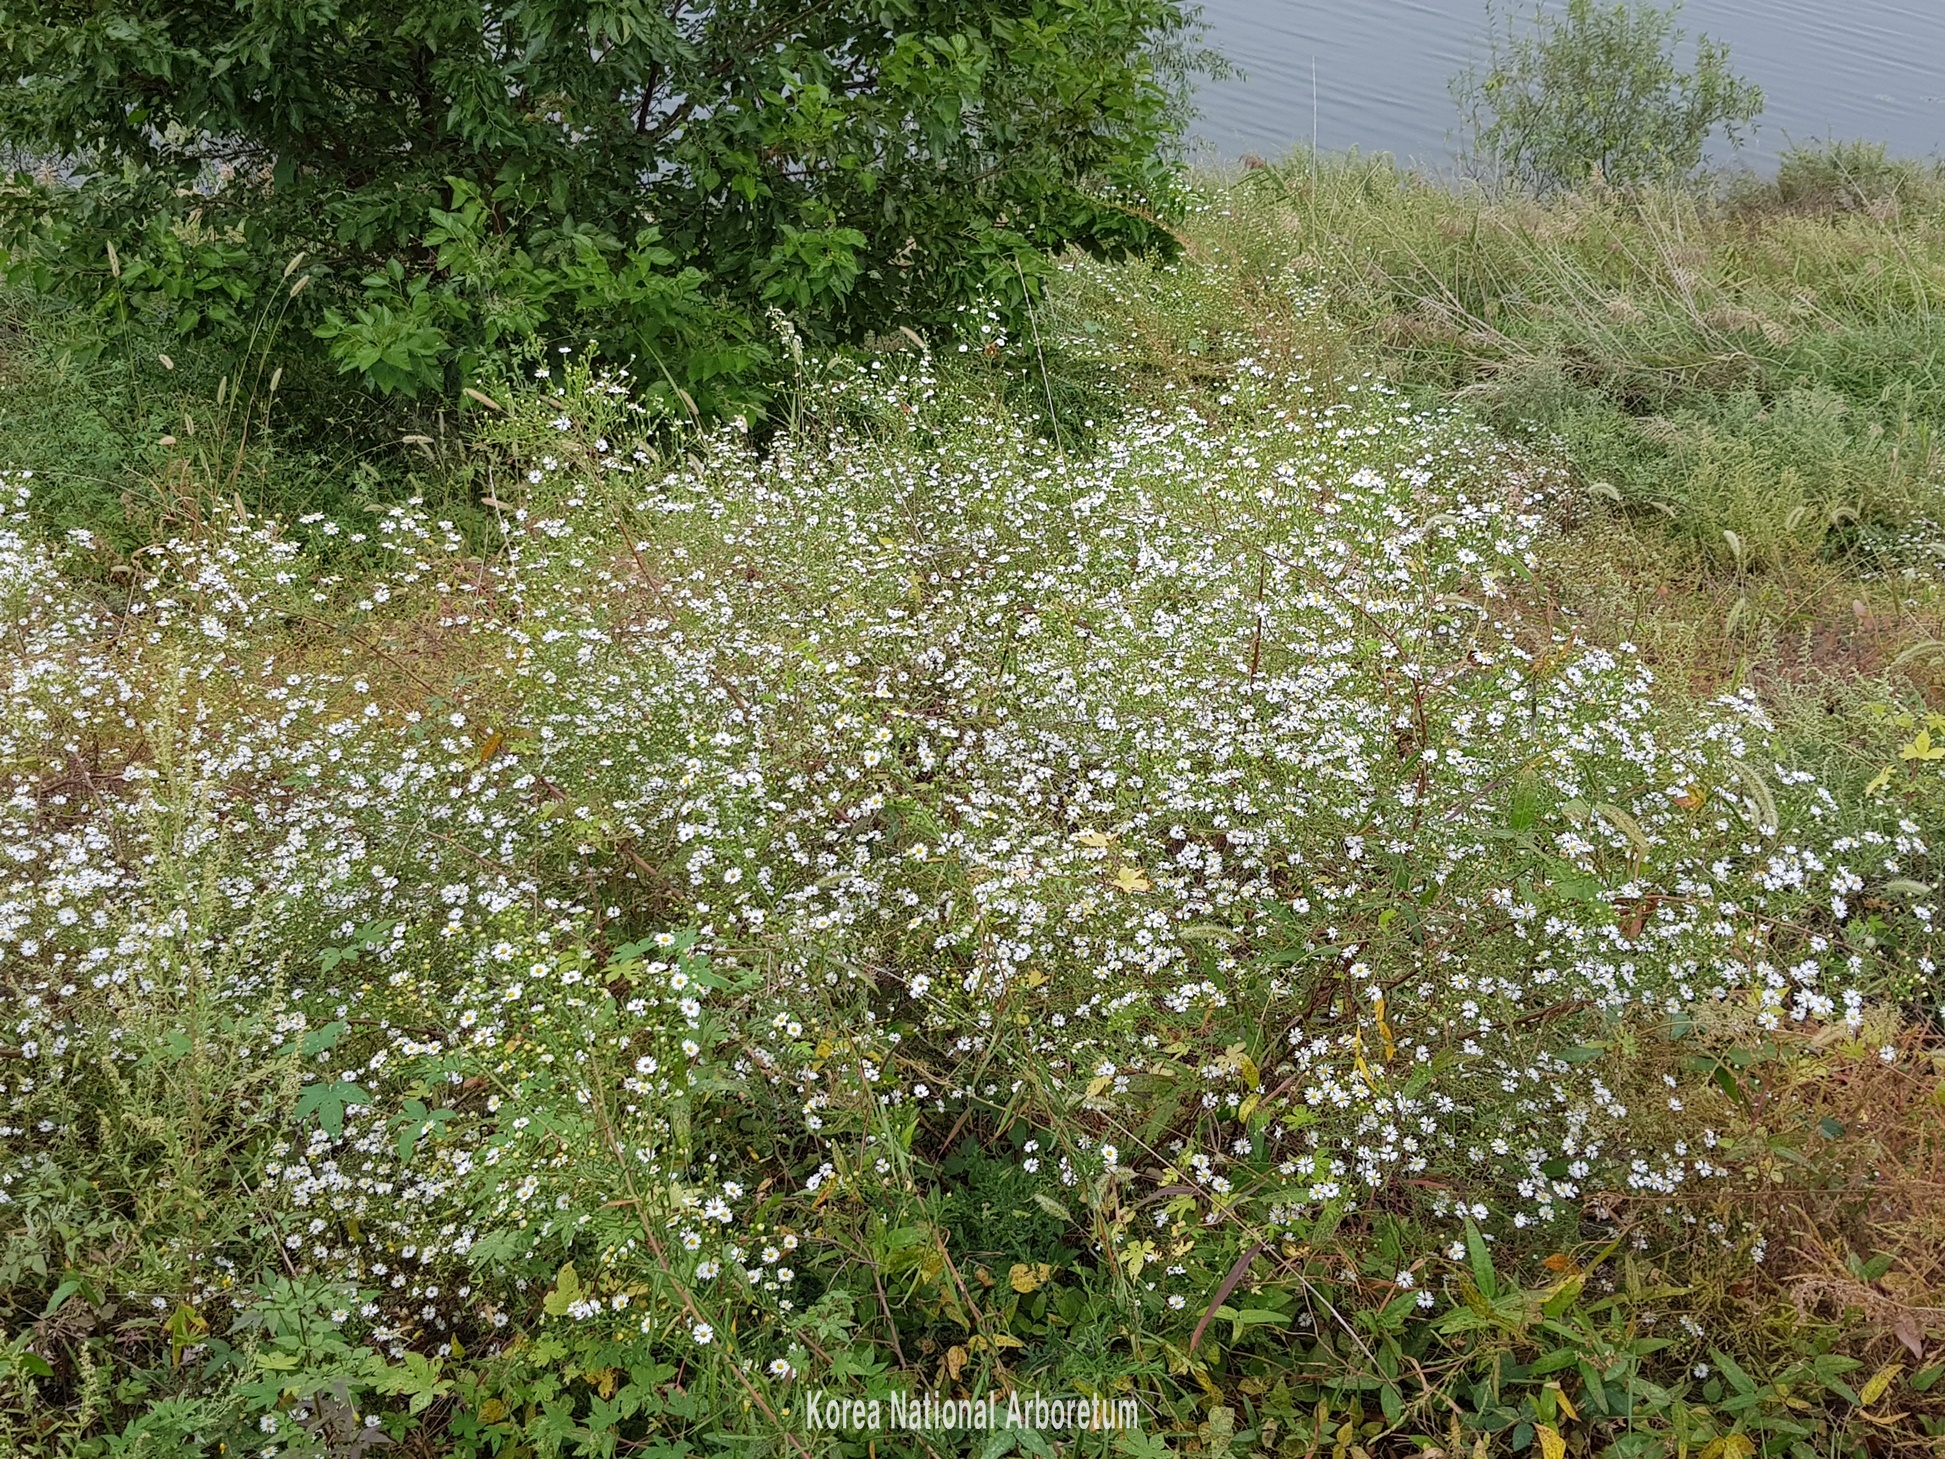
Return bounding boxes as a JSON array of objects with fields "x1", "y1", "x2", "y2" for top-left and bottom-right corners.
[
  {"x1": 1206, "y1": 147, "x2": 1945, "y2": 688},
  {"x1": 0, "y1": 149, "x2": 1942, "y2": 1458}
]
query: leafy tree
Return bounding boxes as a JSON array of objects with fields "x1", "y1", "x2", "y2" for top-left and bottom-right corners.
[
  {"x1": 1452, "y1": 0, "x2": 1763, "y2": 195},
  {"x1": 0, "y1": 0, "x2": 1200, "y2": 409}
]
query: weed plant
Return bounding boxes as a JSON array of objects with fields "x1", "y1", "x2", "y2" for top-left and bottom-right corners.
[{"x1": 1, "y1": 300, "x2": 1942, "y2": 1454}]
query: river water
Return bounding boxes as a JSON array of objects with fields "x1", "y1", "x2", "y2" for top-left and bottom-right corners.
[{"x1": 1187, "y1": 0, "x2": 1945, "y2": 171}]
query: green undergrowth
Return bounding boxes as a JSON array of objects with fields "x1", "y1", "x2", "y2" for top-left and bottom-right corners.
[{"x1": 0, "y1": 285, "x2": 505, "y2": 554}]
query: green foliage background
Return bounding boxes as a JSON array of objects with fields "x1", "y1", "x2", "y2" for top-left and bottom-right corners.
[{"x1": 0, "y1": 0, "x2": 1197, "y2": 410}]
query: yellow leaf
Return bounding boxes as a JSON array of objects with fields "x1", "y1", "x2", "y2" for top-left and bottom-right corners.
[
  {"x1": 1859, "y1": 1361, "x2": 1904, "y2": 1406},
  {"x1": 1009, "y1": 1262, "x2": 1052, "y2": 1294},
  {"x1": 1111, "y1": 866, "x2": 1151, "y2": 893},
  {"x1": 946, "y1": 1345, "x2": 968, "y2": 1381},
  {"x1": 1352, "y1": 1035, "x2": 1375, "y2": 1086},
  {"x1": 1865, "y1": 765, "x2": 1896, "y2": 796},
  {"x1": 479, "y1": 1398, "x2": 508, "y2": 1424},
  {"x1": 1237, "y1": 1093, "x2": 1261, "y2": 1123},
  {"x1": 1074, "y1": 831, "x2": 1114, "y2": 847},
  {"x1": 1551, "y1": 1385, "x2": 1579, "y2": 1422},
  {"x1": 1536, "y1": 1423, "x2": 1566, "y2": 1459},
  {"x1": 1899, "y1": 729, "x2": 1945, "y2": 762}
]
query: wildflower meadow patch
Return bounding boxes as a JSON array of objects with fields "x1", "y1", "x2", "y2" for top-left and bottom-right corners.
[{"x1": 0, "y1": 349, "x2": 1938, "y2": 1453}]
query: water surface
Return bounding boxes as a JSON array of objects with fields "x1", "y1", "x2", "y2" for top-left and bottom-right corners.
[{"x1": 1189, "y1": 0, "x2": 1945, "y2": 171}]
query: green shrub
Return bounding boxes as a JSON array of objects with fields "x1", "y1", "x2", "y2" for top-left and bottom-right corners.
[
  {"x1": 1452, "y1": 0, "x2": 1763, "y2": 195},
  {"x1": 0, "y1": 0, "x2": 1200, "y2": 414}
]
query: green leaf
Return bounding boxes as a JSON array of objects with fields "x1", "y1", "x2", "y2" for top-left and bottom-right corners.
[
  {"x1": 1113, "y1": 1429, "x2": 1172, "y2": 1459},
  {"x1": 1216, "y1": 1306, "x2": 1291, "y2": 1341},
  {"x1": 293, "y1": 1079, "x2": 371, "y2": 1138},
  {"x1": 1464, "y1": 1218, "x2": 1498, "y2": 1301},
  {"x1": 301, "y1": 1020, "x2": 348, "y2": 1057},
  {"x1": 542, "y1": 1263, "x2": 582, "y2": 1317},
  {"x1": 43, "y1": 1279, "x2": 82, "y2": 1317},
  {"x1": 1529, "y1": 1347, "x2": 1582, "y2": 1376},
  {"x1": 1710, "y1": 1347, "x2": 1757, "y2": 1395},
  {"x1": 1540, "y1": 1274, "x2": 1585, "y2": 1318}
]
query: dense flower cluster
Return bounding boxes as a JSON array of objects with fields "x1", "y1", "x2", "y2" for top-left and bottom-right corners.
[{"x1": 0, "y1": 351, "x2": 1932, "y2": 1426}]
